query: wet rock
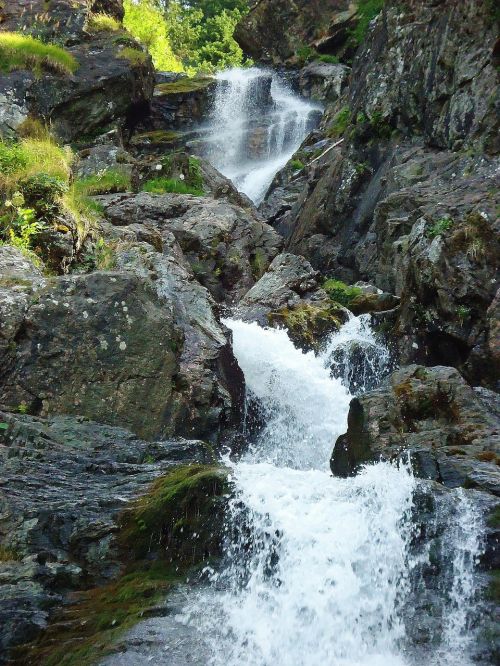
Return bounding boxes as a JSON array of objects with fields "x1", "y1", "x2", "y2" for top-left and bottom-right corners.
[
  {"x1": 0, "y1": 411, "x2": 217, "y2": 659},
  {"x1": 331, "y1": 365, "x2": 500, "y2": 496},
  {"x1": 144, "y1": 77, "x2": 216, "y2": 131},
  {"x1": 100, "y1": 192, "x2": 282, "y2": 304}
]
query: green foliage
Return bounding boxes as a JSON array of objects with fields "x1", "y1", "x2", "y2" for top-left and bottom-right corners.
[
  {"x1": 323, "y1": 279, "x2": 363, "y2": 308},
  {"x1": 350, "y1": 0, "x2": 385, "y2": 45},
  {"x1": 188, "y1": 156, "x2": 203, "y2": 190},
  {"x1": 327, "y1": 106, "x2": 351, "y2": 137},
  {"x1": 456, "y1": 305, "x2": 471, "y2": 324},
  {"x1": 86, "y1": 13, "x2": 122, "y2": 33},
  {"x1": 123, "y1": 0, "x2": 184, "y2": 72},
  {"x1": 0, "y1": 31, "x2": 78, "y2": 75},
  {"x1": 290, "y1": 159, "x2": 305, "y2": 171},
  {"x1": 295, "y1": 44, "x2": 316, "y2": 64},
  {"x1": 0, "y1": 194, "x2": 43, "y2": 263},
  {"x1": 317, "y1": 54, "x2": 340, "y2": 64},
  {"x1": 117, "y1": 46, "x2": 148, "y2": 66},
  {"x1": 427, "y1": 216, "x2": 454, "y2": 239},
  {"x1": 142, "y1": 177, "x2": 204, "y2": 196},
  {"x1": 74, "y1": 169, "x2": 131, "y2": 196}
]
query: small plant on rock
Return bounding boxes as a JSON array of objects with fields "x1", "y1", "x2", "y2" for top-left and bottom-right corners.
[
  {"x1": 427, "y1": 216, "x2": 454, "y2": 239},
  {"x1": 290, "y1": 159, "x2": 305, "y2": 171},
  {"x1": 323, "y1": 279, "x2": 363, "y2": 308},
  {"x1": 86, "y1": 13, "x2": 122, "y2": 33},
  {"x1": 0, "y1": 32, "x2": 78, "y2": 75},
  {"x1": 327, "y1": 106, "x2": 351, "y2": 138}
]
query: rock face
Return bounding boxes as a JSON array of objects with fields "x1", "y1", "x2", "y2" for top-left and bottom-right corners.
[
  {"x1": 0, "y1": 411, "x2": 222, "y2": 659},
  {"x1": 235, "y1": 0, "x2": 353, "y2": 63},
  {"x1": 331, "y1": 365, "x2": 500, "y2": 495},
  {"x1": 262, "y1": 0, "x2": 499, "y2": 387},
  {"x1": 298, "y1": 62, "x2": 350, "y2": 103},
  {"x1": 0, "y1": 1, "x2": 155, "y2": 141},
  {"x1": 0, "y1": 241, "x2": 243, "y2": 442},
  {"x1": 100, "y1": 192, "x2": 282, "y2": 304}
]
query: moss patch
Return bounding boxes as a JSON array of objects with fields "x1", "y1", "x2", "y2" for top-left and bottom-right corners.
[
  {"x1": 13, "y1": 464, "x2": 229, "y2": 666},
  {"x1": 154, "y1": 77, "x2": 214, "y2": 95},
  {"x1": 323, "y1": 279, "x2": 363, "y2": 308},
  {"x1": 269, "y1": 301, "x2": 345, "y2": 351}
]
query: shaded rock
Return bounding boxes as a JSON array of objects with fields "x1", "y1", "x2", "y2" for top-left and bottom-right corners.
[
  {"x1": 146, "y1": 77, "x2": 217, "y2": 130},
  {"x1": 100, "y1": 192, "x2": 282, "y2": 304},
  {"x1": 0, "y1": 410, "x2": 218, "y2": 660},
  {"x1": 0, "y1": 271, "x2": 180, "y2": 440},
  {"x1": 298, "y1": 62, "x2": 350, "y2": 103},
  {"x1": 331, "y1": 365, "x2": 500, "y2": 496},
  {"x1": 235, "y1": 0, "x2": 353, "y2": 64}
]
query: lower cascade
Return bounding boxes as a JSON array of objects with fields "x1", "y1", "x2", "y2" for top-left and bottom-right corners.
[
  {"x1": 179, "y1": 318, "x2": 485, "y2": 666},
  {"x1": 204, "y1": 68, "x2": 322, "y2": 203}
]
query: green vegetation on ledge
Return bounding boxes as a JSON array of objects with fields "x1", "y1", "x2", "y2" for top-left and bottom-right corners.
[
  {"x1": 13, "y1": 464, "x2": 229, "y2": 666},
  {"x1": 0, "y1": 32, "x2": 78, "y2": 75},
  {"x1": 323, "y1": 279, "x2": 363, "y2": 308}
]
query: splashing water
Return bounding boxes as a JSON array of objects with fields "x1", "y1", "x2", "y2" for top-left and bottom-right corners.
[
  {"x1": 204, "y1": 68, "x2": 322, "y2": 203},
  {"x1": 175, "y1": 318, "x2": 487, "y2": 666}
]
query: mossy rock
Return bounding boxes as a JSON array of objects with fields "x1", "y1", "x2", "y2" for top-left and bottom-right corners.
[
  {"x1": 154, "y1": 77, "x2": 214, "y2": 96},
  {"x1": 130, "y1": 129, "x2": 181, "y2": 146},
  {"x1": 119, "y1": 464, "x2": 229, "y2": 564},
  {"x1": 12, "y1": 464, "x2": 230, "y2": 666},
  {"x1": 268, "y1": 301, "x2": 347, "y2": 351}
]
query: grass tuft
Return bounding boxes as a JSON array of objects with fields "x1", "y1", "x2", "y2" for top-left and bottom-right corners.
[
  {"x1": 142, "y1": 177, "x2": 204, "y2": 196},
  {"x1": 0, "y1": 32, "x2": 78, "y2": 75},
  {"x1": 86, "y1": 13, "x2": 122, "y2": 33}
]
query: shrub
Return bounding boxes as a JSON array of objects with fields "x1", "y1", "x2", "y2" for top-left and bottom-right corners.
[
  {"x1": 86, "y1": 13, "x2": 122, "y2": 33},
  {"x1": 19, "y1": 173, "x2": 68, "y2": 221},
  {"x1": 323, "y1": 279, "x2": 363, "y2": 308},
  {"x1": 0, "y1": 32, "x2": 78, "y2": 75},
  {"x1": 295, "y1": 44, "x2": 316, "y2": 64},
  {"x1": 123, "y1": 0, "x2": 184, "y2": 72},
  {"x1": 427, "y1": 216, "x2": 454, "y2": 239},
  {"x1": 142, "y1": 177, "x2": 204, "y2": 196}
]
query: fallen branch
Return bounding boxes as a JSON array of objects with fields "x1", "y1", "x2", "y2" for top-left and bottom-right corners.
[{"x1": 307, "y1": 138, "x2": 344, "y2": 165}]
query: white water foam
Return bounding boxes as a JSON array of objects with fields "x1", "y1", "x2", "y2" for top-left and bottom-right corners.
[
  {"x1": 178, "y1": 318, "x2": 485, "y2": 666},
  {"x1": 205, "y1": 68, "x2": 321, "y2": 203}
]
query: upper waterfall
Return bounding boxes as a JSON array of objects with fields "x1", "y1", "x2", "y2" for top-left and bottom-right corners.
[{"x1": 203, "y1": 68, "x2": 322, "y2": 204}]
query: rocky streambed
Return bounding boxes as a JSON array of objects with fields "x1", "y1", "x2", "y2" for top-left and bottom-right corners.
[{"x1": 0, "y1": 0, "x2": 499, "y2": 664}]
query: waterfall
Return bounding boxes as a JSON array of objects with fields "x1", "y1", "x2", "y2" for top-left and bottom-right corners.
[
  {"x1": 178, "y1": 318, "x2": 485, "y2": 666},
  {"x1": 204, "y1": 68, "x2": 322, "y2": 204}
]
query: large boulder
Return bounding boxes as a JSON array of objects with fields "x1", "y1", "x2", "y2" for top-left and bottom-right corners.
[
  {"x1": 100, "y1": 192, "x2": 283, "y2": 304},
  {"x1": 331, "y1": 365, "x2": 500, "y2": 495}
]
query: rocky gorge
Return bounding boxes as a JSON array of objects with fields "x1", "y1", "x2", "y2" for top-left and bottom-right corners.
[{"x1": 0, "y1": 0, "x2": 499, "y2": 664}]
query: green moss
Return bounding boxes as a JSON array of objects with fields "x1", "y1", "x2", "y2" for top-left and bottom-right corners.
[
  {"x1": 327, "y1": 106, "x2": 351, "y2": 138},
  {"x1": 187, "y1": 155, "x2": 203, "y2": 190},
  {"x1": 269, "y1": 302, "x2": 344, "y2": 351},
  {"x1": 120, "y1": 464, "x2": 228, "y2": 562},
  {"x1": 290, "y1": 159, "x2": 305, "y2": 171},
  {"x1": 250, "y1": 247, "x2": 268, "y2": 280},
  {"x1": 142, "y1": 177, "x2": 204, "y2": 196},
  {"x1": 0, "y1": 31, "x2": 78, "y2": 75},
  {"x1": 0, "y1": 545, "x2": 21, "y2": 562},
  {"x1": 132, "y1": 130, "x2": 181, "y2": 145},
  {"x1": 117, "y1": 46, "x2": 148, "y2": 66},
  {"x1": 154, "y1": 77, "x2": 214, "y2": 95},
  {"x1": 14, "y1": 464, "x2": 229, "y2": 666},
  {"x1": 323, "y1": 279, "x2": 363, "y2": 308},
  {"x1": 317, "y1": 54, "x2": 340, "y2": 64}
]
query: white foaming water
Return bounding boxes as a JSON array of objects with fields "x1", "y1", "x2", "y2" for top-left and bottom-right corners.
[
  {"x1": 179, "y1": 318, "x2": 485, "y2": 666},
  {"x1": 205, "y1": 68, "x2": 322, "y2": 203}
]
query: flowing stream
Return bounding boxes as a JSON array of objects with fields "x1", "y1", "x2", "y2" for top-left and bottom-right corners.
[
  {"x1": 203, "y1": 68, "x2": 322, "y2": 203},
  {"x1": 178, "y1": 317, "x2": 486, "y2": 666}
]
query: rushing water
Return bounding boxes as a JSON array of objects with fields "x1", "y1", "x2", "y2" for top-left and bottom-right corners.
[
  {"x1": 176, "y1": 318, "x2": 485, "y2": 666},
  {"x1": 204, "y1": 68, "x2": 322, "y2": 203}
]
